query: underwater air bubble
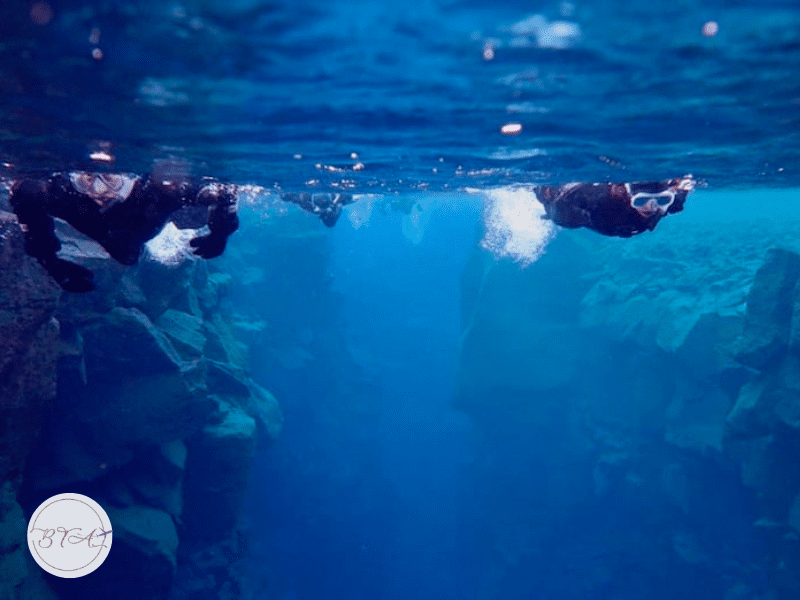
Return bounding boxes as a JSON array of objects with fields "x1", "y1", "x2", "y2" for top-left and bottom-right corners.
[
  {"x1": 346, "y1": 195, "x2": 375, "y2": 230},
  {"x1": 401, "y1": 200, "x2": 434, "y2": 245},
  {"x1": 478, "y1": 187, "x2": 557, "y2": 267},
  {"x1": 145, "y1": 221, "x2": 198, "y2": 266}
]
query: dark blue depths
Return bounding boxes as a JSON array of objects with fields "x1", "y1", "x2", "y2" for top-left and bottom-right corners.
[{"x1": 234, "y1": 198, "x2": 782, "y2": 600}]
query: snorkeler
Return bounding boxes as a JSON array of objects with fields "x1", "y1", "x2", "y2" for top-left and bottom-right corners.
[
  {"x1": 281, "y1": 191, "x2": 355, "y2": 227},
  {"x1": 9, "y1": 171, "x2": 240, "y2": 292},
  {"x1": 8, "y1": 170, "x2": 355, "y2": 293},
  {"x1": 535, "y1": 175, "x2": 695, "y2": 237}
]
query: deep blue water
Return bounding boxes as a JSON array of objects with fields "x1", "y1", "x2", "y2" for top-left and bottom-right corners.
[
  {"x1": 236, "y1": 188, "x2": 800, "y2": 600},
  {"x1": 4, "y1": 1, "x2": 800, "y2": 599},
  {"x1": 243, "y1": 200, "x2": 480, "y2": 599}
]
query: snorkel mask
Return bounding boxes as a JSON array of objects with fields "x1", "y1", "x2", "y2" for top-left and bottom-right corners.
[
  {"x1": 627, "y1": 175, "x2": 694, "y2": 218},
  {"x1": 70, "y1": 172, "x2": 138, "y2": 213},
  {"x1": 629, "y1": 188, "x2": 676, "y2": 216}
]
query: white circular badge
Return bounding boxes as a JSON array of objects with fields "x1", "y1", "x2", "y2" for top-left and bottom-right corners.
[{"x1": 27, "y1": 493, "x2": 112, "y2": 578}]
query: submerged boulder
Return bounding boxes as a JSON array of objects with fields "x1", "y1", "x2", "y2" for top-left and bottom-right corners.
[
  {"x1": 204, "y1": 313, "x2": 248, "y2": 371},
  {"x1": 123, "y1": 441, "x2": 187, "y2": 518},
  {"x1": 182, "y1": 399, "x2": 257, "y2": 549},
  {"x1": 248, "y1": 383, "x2": 284, "y2": 440},
  {"x1": 82, "y1": 307, "x2": 185, "y2": 377},
  {"x1": 95, "y1": 506, "x2": 179, "y2": 600},
  {"x1": 0, "y1": 484, "x2": 25, "y2": 555},
  {"x1": 728, "y1": 433, "x2": 800, "y2": 526},
  {"x1": 137, "y1": 238, "x2": 199, "y2": 321},
  {"x1": 23, "y1": 423, "x2": 133, "y2": 492},
  {"x1": 108, "y1": 505, "x2": 179, "y2": 563},
  {"x1": 206, "y1": 360, "x2": 250, "y2": 398},
  {"x1": 0, "y1": 220, "x2": 60, "y2": 484},
  {"x1": 156, "y1": 309, "x2": 206, "y2": 361},
  {"x1": 726, "y1": 376, "x2": 774, "y2": 438},
  {"x1": 665, "y1": 379, "x2": 732, "y2": 452},
  {"x1": 76, "y1": 307, "x2": 213, "y2": 445},
  {"x1": 737, "y1": 248, "x2": 800, "y2": 370},
  {"x1": 53, "y1": 221, "x2": 126, "y2": 321},
  {"x1": 0, "y1": 483, "x2": 27, "y2": 599},
  {"x1": 727, "y1": 356, "x2": 800, "y2": 438},
  {"x1": 673, "y1": 312, "x2": 743, "y2": 384}
]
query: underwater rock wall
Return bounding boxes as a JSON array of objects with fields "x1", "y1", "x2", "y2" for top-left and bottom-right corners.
[
  {"x1": 456, "y1": 222, "x2": 800, "y2": 599},
  {"x1": 0, "y1": 220, "x2": 60, "y2": 600},
  {"x1": 0, "y1": 207, "x2": 282, "y2": 600}
]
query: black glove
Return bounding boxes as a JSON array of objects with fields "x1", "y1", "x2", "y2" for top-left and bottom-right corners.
[
  {"x1": 40, "y1": 257, "x2": 95, "y2": 293},
  {"x1": 190, "y1": 233, "x2": 227, "y2": 259}
]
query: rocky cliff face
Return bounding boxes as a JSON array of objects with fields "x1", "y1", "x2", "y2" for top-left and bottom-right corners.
[
  {"x1": 456, "y1": 217, "x2": 800, "y2": 599},
  {"x1": 0, "y1": 200, "x2": 282, "y2": 600},
  {"x1": 0, "y1": 214, "x2": 60, "y2": 600}
]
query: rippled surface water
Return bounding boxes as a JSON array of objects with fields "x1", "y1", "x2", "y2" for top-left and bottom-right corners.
[{"x1": 1, "y1": 0, "x2": 798, "y2": 191}]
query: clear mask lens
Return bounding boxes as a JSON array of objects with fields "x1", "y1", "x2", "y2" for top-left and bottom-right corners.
[{"x1": 631, "y1": 191, "x2": 674, "y2": 211}]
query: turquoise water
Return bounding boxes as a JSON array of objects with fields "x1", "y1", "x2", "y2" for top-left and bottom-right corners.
[{"x1": 3, "y1": 2, "x2": 800, "y2": 600}]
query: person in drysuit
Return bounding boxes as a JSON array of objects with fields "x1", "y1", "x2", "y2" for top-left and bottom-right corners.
[
  {"x1": 8, "y1": 170, "x2": 353, "y2": 292},
  {"x1": 535, "y1": 175, "x2": 695, "y2": 237},
  {"x1": 9, "y1": 167, "x2": 690, "y2": 292}
]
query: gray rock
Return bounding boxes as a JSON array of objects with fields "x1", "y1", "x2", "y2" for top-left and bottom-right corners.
[
  {"x1": 182, "y1": 399, "x2": 256, "y2": 548},
  {"x1": 673, "y1": 312, "x2": 743, "y2": 383},
  {"x1": 737, "y1": 248, "x2": 800, "y2": 370},
  {"x1": 198, "y1": 270, "x2": 232, "y2": 314},
  {"x1": 156, "y1": 309, "x2": 206, "y2": 360},
  {"x1": 248, "y1": 383, "x2": 284, "y2": 440},
  {"x1": 23, "y1": 425, "x2": 132, "y2": 492},
  {"x1": 726, "y1": 376, "x2": 774, "y2": 438},
  {"x1": 169, "y1": 284, "x2": 203, "y2": 319},
  {"x1": 0, "y1": 547, "x2": 27, "y2": 600},
  {"x1": 107, "y1": 505, "x2": 179, "y2": 563},
  {"x1": 728, "y1": 434, "x2": 800, "y2": 524},
  {"x1": 83, "y1": 307, "x2": 184, "y2": 377},
  {"x1": 665, "y1": 379, "x2": 732, "y2": 452},
  {"x1": 207, "y1": 360, "x2": 250, "y2": 397},
  {"x1": 161, "y1": 439, "x2": 188, "y2": 471},
  {"x1": 115, "y1": 271, "x2": 147, "y2": 309},
  {"x1": 0, "y1": 483, "x2": 25, "y2": 553},
  {"x1": 54, "y1": 220, "x2": 127, "y2": 321},
  {"x1": 125, "y1": 441, "x2": 187, "y2": 518},
  {"x1": 78, "y1": 368, "x2": 212, "y2": 446},
  {"x1": 137, "y1": 244, "x2": 198, "y2": 321},
  {"x1": 0, "y1": 220, "x2": 60, "y2": 485},
  {"x1": 76, "y1": 307, "x2": 213, "y2": 445},
  {"x1": 103, "y1": 505, "x2": 179, "y2": 599},
  {"x1": 729, "y1": 436, "x2": 774, "y2": 492},
  {"x1": 727, "y1": 356, "x2": 800, "y2": 438},
  {"x1": 773, "y1": 356, "x2": 800, "y2": 429},
  {"x1": 204, "y1": 313, "x2": 248, "y2": 371},
  {"x1": 102, "y1": 478, "x2": 138, "y2": 509}
]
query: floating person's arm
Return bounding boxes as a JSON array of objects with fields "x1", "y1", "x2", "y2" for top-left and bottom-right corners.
[
  {"x1": 535, "y1": 175, "x2": 695, "y2": 238},
  {"x1": 188, "y1": 182, "x2": 240, "y2": 259},
  {"x1": 281, "y1": 192, "x2": 355, "y2": 227},
  {"x1": 9, "y1": 177, "x2": 96, "y2": 292}
]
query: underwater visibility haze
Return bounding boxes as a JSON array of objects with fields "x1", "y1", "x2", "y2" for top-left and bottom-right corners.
[{"x1": 1, "y1": 1, "x2": 800, "y2": 600}]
